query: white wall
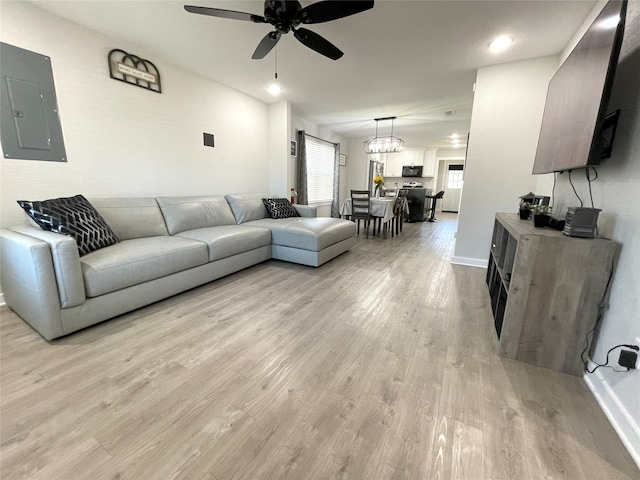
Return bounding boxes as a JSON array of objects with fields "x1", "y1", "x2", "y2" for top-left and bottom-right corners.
[
  {"x1": 0, "y1": 1, "x2": 270, "y2": 233},
  {"x1": 452, "y1": 56, "x2": 558, "y2": 267},
  {"x1": 555, "y1": 1, "x2": 639, "y2": 466},
  {"x1": 346, "y1": 136, "x2": 371, "y2": 193},
  {"x1": 455, "y1": 1, "x2": 640, "y2": 465},
  {"x1": 268, "y1": 101, "x2": 291, "y2": 197}
]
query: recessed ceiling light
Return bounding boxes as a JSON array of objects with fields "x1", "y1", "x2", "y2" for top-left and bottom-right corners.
[
  {"x1": 451, "y1": 133, "x2": 459, "y2": 139},
  {"x1": 489, "y1": 35, "x2": 514, "y2": 53},
  {"x1": 267, "y1": 83, "x2": 282, "y2": 95}
]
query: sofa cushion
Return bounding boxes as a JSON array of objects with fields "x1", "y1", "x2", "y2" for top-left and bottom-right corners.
[
  {"x1": 225, "y1": 193, "x2": 270, "y2": 224},
  {"x1": 244, "y1": 217, "x2": 356, "y2": 252},
  {"x1": 90, "y1": 197, "x2": 168, "y2": 240},
  {"x1": 262, "y1": 198, "x2": 301, "y2": 219},
  {"x1": 177, "y1": 225, "x2": 271, "y2": 261},
  {"x1": 17, "y1": 195, "x2": 119, "y2": 256},
  {"x1": 80, "y1": 236, "x2": 208, "y2": 297},
  {"x1": 157, "y1": 196, "x2": 237, "y2": 235}
]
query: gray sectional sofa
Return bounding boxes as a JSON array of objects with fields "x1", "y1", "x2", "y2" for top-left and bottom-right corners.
[{"x1": 0, "y1": 193, "x2": 356, "y2": 340}]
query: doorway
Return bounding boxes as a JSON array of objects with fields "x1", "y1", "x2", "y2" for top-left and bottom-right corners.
[{"x1": 441, "y1": 163, "x2": 464, "y2": 213}]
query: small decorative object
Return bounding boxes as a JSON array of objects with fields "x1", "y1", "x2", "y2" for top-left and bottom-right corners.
[
  {"x1": 519, "y1": 191, "x2": 551, "y2": 208},
  {"x1": 532, "y1": 205, "x2": 552, "y2": 227},
  {"x1": 373, "y1": 175, "x2": 384, "y2": 198},
  {"x1": 519, "y1": 201, "x2": 532, "y2": 220},
  {"x1": 108, "y1": 49, "x2": 161, "y2": 93},
  {"x1": 290, "y1": 140, "x2": 297, "y2": 156}
]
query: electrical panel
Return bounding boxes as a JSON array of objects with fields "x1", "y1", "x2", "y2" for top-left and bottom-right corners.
[{"x1": 1, "y1": 42, "x2": 67, "y2": 162}]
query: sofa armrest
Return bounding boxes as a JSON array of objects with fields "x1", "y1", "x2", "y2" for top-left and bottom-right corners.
[
  {"x1": 9, "y1": 226, "x2": 86, "y2": 308},
  {"x1": 1, "y1": 229, "x2": 66, "y2": 340},
  {"x1": 294, "y1": 205, "x2": 317, "y2": 218}
]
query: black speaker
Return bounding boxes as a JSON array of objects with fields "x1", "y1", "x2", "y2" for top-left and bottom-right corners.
[{"x1": 547, "y1": 216, "x2": 565, "y2": 231}]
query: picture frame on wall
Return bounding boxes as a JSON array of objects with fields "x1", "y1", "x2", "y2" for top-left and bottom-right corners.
[
  {"x1": 290, "y1": 140, "x2": 297, "y2": 156},
  {"x1": 339, "y1": 153, "x2": 347, "y2": 166}
]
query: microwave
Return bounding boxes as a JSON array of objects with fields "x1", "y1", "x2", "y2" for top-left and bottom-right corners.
[{"x1": 402, "y1": 165, "x2": 423, "y2": 177}]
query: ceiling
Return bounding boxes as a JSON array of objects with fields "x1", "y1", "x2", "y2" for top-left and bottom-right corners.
[{"x1": 29, "y1": 0, "x2": 598, "y2": 149}]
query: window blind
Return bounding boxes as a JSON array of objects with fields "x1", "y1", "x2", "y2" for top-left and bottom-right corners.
[{"x1": 305, "y1": 135, "x2": 336, "y2": 203}]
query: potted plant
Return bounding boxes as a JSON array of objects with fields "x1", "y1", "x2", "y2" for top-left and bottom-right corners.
[
  {"x1": 519, "y1": 201, "x2": 532, "y2": 220},
  {"x1": 532, "y1": 204, "x2": 552, "y2": 227},
  {"x1": 373, "y1": 175, "x2": 385, "y2": 198}
]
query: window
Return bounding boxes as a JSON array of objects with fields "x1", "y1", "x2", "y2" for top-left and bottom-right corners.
[
  {"x1": 447, "y1": 164, "x2": 464, "y2": 189},
  {"x1": 305, "y1": 135, "x2": 336, "y2": 203}
]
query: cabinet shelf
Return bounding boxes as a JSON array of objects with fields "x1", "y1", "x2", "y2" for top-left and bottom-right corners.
[{"x1": 486, "y1": 213, "x2": 617, "y2": 376}]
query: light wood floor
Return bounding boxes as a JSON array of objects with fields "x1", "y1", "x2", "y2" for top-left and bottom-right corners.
[{"x1": 1, "y1": 214, "x2": 638, "y2": 480}]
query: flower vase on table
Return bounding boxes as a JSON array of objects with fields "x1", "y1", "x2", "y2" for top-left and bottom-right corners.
[{"x1": 373, "y1": 175, "x2": 385, "y2": 199}]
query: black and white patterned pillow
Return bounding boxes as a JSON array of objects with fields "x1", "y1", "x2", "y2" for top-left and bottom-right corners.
[
  {"x1": 17, "y1": 195, "x2": 119, "y2": 256},
  {"x1": 262, "y1": 198, "x2": 300, "y2": 219}
]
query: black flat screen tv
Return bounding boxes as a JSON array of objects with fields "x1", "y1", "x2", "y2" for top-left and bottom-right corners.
[{"x1": 532, "y1": 0, "x2": 627, "y2": 174}]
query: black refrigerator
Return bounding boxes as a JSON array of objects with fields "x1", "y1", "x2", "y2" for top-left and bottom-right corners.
[{"x1": 402, "y1": 188, "x2": 426, "y2": 222}]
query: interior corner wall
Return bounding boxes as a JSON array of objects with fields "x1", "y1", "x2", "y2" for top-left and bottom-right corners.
[
  {"x1": 0, "y1": 1, "x2": 269, "y2": 232},
  {"x1": 268, "y1": 101, "x2": 291, "y2": 197},
  {"x1": 290, "y1": 115, "x2": 348, "y2": 216},
  {"x1": 560, "y1": 1, "x2": 639, "y2": 466},
  {"x1": 346, "y1": 137, "x2": 370, "y2": 192},
  {"x1": 452, "y1": 56, "x2": 558, "y2": 267}
]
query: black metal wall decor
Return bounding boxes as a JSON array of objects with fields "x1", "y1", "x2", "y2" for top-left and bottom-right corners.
[{"x1": 108, "y1": 49, "x2": 161, "y2": 93}]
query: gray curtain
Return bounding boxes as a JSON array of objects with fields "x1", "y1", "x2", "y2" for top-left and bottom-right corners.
[
  {"x1": 331, "y1": 143, "x2": 340, "y2": 218},
  {"x1": 296, "y1": 130, "x2": 308, "y2": 205}
]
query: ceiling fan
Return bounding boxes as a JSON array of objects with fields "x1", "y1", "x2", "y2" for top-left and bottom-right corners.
[{"x1": 184, "y1": 1, "x2": 374, "y2": 60}]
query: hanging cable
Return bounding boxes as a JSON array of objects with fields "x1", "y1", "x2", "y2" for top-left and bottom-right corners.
[
  {"x1": 581, "y1": 258, "x2": 615, "y2": 372},
  {"x1": 585, "y1": 344, "x2": 638, "y2": 374},
  {"x1": 568, "y1": 170, "x2": 583, "y2": 207},
  {"x1": 586, "y1": 166, "x2": 600, "y2": 236},
  {"x1": 586, "y1": 167, "x2": 596, "y2": 208},
  {"x1": 274, "y1": 44, "x2": 278, "y2": 80}
]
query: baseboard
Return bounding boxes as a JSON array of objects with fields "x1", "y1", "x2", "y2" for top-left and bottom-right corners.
[
  {"x1": 450, "y1": 256, "x2": 488, "y2": 268},
  {"x1": 584, "y1": 371, "x2": 640, "y2": 470}
]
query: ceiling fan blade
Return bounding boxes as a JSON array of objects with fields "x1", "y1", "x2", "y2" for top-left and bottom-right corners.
[
  {"x1": 298, "y1": 0, "x2": 374, "y2": 24},
  {"x1": 184, "y1": 5, "x2": 267, "y2": 23},
  {"x1": 293, "y1": 27, "x2": 343, "y2": 60},
  {"x1": 252, "y1": 31, "x2": 282, "y2": 59}
]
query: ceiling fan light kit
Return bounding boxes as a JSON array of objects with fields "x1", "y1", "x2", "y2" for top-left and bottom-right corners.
[
  {"x1": 363, "y1": 117, "x2": 405, "y2": 154},
  {"x1": 184, "y1": 1, "x2": 374, "y2": 60}
]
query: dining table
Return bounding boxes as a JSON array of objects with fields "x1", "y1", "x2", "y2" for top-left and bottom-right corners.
[{"x1": 340, "y1": 197, "x2": 397, "y2": 239}]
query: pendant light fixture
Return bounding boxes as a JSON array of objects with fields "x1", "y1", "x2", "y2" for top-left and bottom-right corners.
[{"x1": 363, "y1": 117, "x2": 405, "y2": 154}]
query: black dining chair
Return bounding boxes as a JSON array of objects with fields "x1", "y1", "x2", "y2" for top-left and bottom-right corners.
[
  {"x1": 392, "y1": 190, "x2": 408, "y2": 237},
  {"x1": 350, "y1": 190, "x2": 372, "y2": 238}
]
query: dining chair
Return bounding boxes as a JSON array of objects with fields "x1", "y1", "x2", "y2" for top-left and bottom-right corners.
[
  {"x1": 350, "y1": 190, "x2": 372, "y2": 238},
  {"x1": 392, "y1": 191, "x2": 408, "y2": 237}
]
